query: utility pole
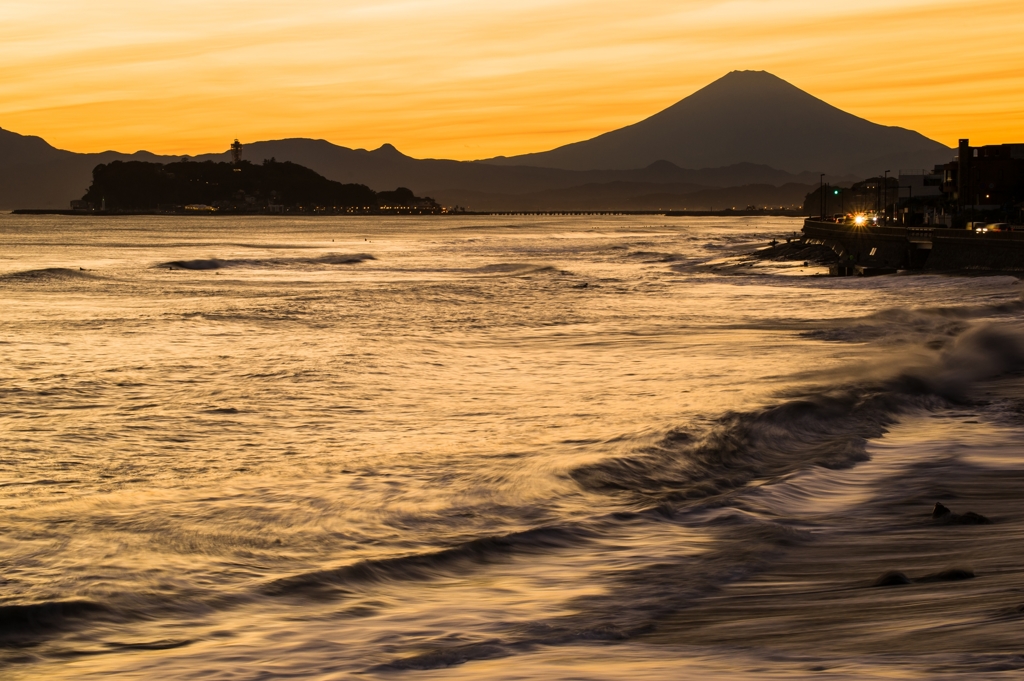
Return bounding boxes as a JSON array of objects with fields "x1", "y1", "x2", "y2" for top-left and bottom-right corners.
[
  {"x1": 897, "y1": 186, "x2": 913, "y2": 225},
  {"x1": 820, "y1": 174, "x2": 825, "y2": 218},
  {"x1": 883, "y1": 170, "x2": 890, "y2": 224}
]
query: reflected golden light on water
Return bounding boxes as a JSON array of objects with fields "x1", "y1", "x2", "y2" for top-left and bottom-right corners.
[{"x1": 5, "y1": 215, "x2": 1024, "y2": 678}]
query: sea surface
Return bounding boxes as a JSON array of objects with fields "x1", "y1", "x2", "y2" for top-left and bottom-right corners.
[{"x1": 3, "y1": 214, "x2": 1024, "y2": 679}]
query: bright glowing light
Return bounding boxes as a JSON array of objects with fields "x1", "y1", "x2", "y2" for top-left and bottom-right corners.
[{"x1": 854, "y1": 215, "x2": 867, "y2": 226}]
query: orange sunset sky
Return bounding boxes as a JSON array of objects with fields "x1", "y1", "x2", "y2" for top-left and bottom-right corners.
[{"x1": 2, "y1": 0, "x2": 1022, "y2": 159}]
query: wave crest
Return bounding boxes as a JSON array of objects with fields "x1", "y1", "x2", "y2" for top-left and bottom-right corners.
[
  {"x1": 160, "y1": 253, "x2": 375, "y2": 270},
  {"x1": 574, "y1": 323, "x2": 1024, "y2": 505},
  {"x1": 261, "y1": 525, "x2": 590, "y2": 597},
  {"x1": 0, "y1": 600, "x2": 108, "y2": 644},
  {"x1": 0, "y1": 267, "x2": 99, "y2": 282}
]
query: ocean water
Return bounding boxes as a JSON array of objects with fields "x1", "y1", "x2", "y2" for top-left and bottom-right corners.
[{"x1": 3, "y1": 214, "x2": 1024, "y2": 679}]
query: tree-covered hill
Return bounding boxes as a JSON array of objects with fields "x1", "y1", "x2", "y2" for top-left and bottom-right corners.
[{"x1": 80, "y1": 159, "x2": 440, "y2": 213}]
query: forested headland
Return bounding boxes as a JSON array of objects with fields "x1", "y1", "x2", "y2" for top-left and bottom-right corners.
[{"x1": 78, "y1": 159, "x2": 442, "y2": 214}]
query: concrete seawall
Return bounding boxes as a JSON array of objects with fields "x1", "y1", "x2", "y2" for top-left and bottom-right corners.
[
  {"x1": 928, "y1": 231, "x2": 1024, "y2": 271},
  {"x1": 802, "y1": 220, "x2": 1024, "y2": 272}
]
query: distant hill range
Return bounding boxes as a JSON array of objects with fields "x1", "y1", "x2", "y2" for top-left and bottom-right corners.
[{"x1": 1, "y1": 71, "x2": 953, "y2": 211}]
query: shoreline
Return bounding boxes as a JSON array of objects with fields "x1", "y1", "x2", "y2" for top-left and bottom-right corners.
[{"x1": 7, "y1": 208, "x2": 809, "y2": 218}]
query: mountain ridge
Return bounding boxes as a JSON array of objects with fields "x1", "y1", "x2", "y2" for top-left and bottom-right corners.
[
  {"x1": 0, "y1": 127, "x2": 833, "y2": 210},
  {"x1": 1, "y1": 71, "x2": 954, "y2": 210}
]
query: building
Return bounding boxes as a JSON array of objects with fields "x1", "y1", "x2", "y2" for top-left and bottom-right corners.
[
  {"x1": 942, "y1": 139, "x2": 1024, "y2": 210},
  {"x1": 897, "y1": 170, "x2": 943, "y2": 198}
]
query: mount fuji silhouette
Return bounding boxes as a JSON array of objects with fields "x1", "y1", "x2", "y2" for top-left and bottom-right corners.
[{"x1": 485, "y1": 70, "x2": 951, "y2": 176}]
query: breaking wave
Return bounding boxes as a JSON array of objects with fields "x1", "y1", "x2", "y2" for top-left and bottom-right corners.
[
  {"x1": 0, "y1": 600, "x2": 109, "y2": 645},
  {"x1": 261, "y1": 525, "x2": 592, "y2": 597},
  {"x1": 625, "y1": 251, "x2": 684, "y2": 262},
  {"x1": 0, "y1": 267, "x2": 100, "y2": 282},
  {"x1": 159, "y1": 253, "x2": 375, "y2": 270},
  {"x1": 468, "y1": 263, "x2": 558, "y2": 275},
  {"x1": 573, "y1": 324, "x2": 1024, "y2": 507}
]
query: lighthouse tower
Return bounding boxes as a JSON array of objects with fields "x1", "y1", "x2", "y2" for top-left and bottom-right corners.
[{"x1": 230, "y1": 139, "x2": 242, "y2": 165}]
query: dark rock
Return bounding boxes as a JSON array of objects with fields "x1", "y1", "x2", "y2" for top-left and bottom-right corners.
[
  {"x1": 871, "y1": 568, "x2": 975, "y2": 588},
  {"x1": 954, "y1": 511, "x2": 991, "y2": 525},
  {"x1": 872, "y1": 571, "x2": 912, "y2": 587},
  {"x1": 932, "y1": 502, "x2": 991, "y2": 525},
  {"x1": 918, "y1": 568, "x2": 975, "y2": 583}
]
